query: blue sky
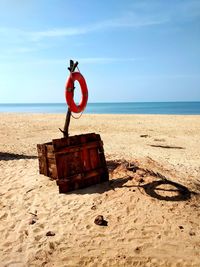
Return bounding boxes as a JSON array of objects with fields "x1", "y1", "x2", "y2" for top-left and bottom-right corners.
[{"x1": 0, "y1": 0, "x2": 200, "y2": 103}]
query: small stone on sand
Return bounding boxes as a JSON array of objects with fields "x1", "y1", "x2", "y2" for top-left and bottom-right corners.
[
  {"x1": 94, "y1": 215, "x2": 108, "y2": 226},
  {"x1": 46, "y1": 231, "x2": 55, "y2": 236},
  {"x1": 29, "y1": 218, "x2": 36, "y2": 225}
]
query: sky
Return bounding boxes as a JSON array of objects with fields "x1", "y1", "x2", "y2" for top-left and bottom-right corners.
[{"x1": 0, "y1": 0, "x2": 200, "y2": 103}]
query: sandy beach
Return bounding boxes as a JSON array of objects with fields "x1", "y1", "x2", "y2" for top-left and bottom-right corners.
[{"x1": 0, "y1": 113, "x2": 200, "y2": 267}]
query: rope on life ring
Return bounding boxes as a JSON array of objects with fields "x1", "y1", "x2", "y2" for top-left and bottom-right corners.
[{"x1": 65, "y1": 72, "x2": 88, "y2": 113}]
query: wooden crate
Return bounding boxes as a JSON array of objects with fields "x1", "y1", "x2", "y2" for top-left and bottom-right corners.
[{"x1": 37, "y1": 133, "x2": 109, "y2": 193}]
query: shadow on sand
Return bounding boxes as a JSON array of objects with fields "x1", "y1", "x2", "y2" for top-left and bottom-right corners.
[
  {"x1": 66, "y1": 160, "x2": 194, "y2": 202},
  {"x1": 0, "y1": 152, "x2": 37, "y2": 161}
]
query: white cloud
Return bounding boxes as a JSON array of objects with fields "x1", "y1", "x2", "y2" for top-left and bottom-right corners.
[
  {"x1": 1, "y1": 1, "x2": 199, "y2": 45},
  {"x1": 35, "y1": 57, "x2": 142, "y2": 65},
  {"x1": 29, "y1": 15, "x2": 167, "y2": 41},
  {"x1": 29, "y1": 27, "x2": 89, "y2": 41},
  {"x1": 0, "y1": 57, "x2": 142, "y2": 66},
  {"x1": 0, "y1": 11, "x2": 167, "y2": 43}
]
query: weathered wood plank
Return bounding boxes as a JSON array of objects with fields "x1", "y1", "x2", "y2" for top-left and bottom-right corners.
[
  {"x1": 52, "y1": 133, "x2": 99, "y2": 152},
  {"x1": 81, "y1": 147, "x2": 91, "y2": 171},
  {"x1": 37, "y1": 144, "x2": 48, "y2": 176},
  {"x1": 54, "y1": 140, "x2": 103, "y2": 155},
  {"x1": 55, "y1": 151, "x2": 82, "y2": 179},
  {"x1": 57, "y1": 167, "x2": 106, "y2": 182},
  {"x1": 89, "y1": 148, "x2": 100, "y2": 169}
]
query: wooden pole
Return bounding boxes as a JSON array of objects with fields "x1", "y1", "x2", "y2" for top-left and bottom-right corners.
[
  {"x1": 62, "y1": 108, "x2": 71, "y2": 138},
  {"x1": 59, "y1": 60, "x2": 78, "y2": 138}
]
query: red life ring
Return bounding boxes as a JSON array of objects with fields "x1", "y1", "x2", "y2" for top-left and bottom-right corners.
[{"x1": 65, "y1": 72, "x2": 88, "y2": 113}]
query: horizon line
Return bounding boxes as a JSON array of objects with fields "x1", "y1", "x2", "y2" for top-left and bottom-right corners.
[{"x1": 1, "y1": 101, "x2": 200, "y2": 105}]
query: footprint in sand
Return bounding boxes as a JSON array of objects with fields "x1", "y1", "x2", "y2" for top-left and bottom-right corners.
[{"x1": 0, "y1": 212, "x2": 8, "y2": 220}]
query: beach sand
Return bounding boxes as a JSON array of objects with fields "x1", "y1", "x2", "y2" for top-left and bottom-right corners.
[{"x1": 0, "y1": 113, "x2": 200, "y2": 267}]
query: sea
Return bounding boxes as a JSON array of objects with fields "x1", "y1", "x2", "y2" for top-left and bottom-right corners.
[{"x1": 0, "y1": 102, "x2": 200, "y2": 115}]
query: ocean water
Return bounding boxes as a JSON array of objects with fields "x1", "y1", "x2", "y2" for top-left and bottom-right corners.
[{"x1": 0, "y1": 102, "x2": 200, "y2": 115}]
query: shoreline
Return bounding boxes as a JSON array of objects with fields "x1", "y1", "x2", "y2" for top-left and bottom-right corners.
[
  {"x1": 1, "y1": 101, "x2": 200, "y2": 115},
  {"x1": 1, "y1": 112, "x2": 200, "y2": 115}
]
